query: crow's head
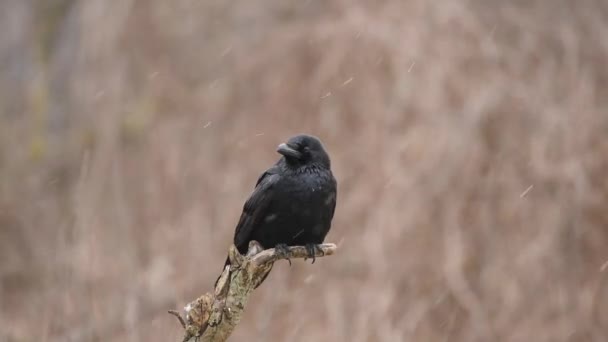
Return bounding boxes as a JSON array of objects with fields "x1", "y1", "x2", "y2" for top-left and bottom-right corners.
[{"x1": 277, "y1": 134, "x2": 331, "y2": 169}]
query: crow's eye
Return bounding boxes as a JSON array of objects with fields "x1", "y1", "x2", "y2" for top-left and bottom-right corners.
[{"x1": 303, "y1": 146, "x2": 311, "y2": 153}]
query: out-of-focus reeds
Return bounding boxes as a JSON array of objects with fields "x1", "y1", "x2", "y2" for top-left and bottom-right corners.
[{"x1": 1, "y1": 1, "x2": 607, "y2": 341}]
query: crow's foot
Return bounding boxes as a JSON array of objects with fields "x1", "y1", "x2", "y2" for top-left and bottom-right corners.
[
  {"x1": 304, "y1": 244, "x2": 324, "y2": 264},
  {"x1": 275, "y1": 244, "x2": 292, "y2": 266}
]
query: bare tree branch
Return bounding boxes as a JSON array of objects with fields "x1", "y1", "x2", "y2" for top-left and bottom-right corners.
[{"x1": 169, "y1": 241, "x2": 337, "y2": 342}]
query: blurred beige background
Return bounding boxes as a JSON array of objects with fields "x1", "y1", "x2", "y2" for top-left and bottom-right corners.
[{"x1": 1, "y1": 1, "x2": 608, "y2": 341}]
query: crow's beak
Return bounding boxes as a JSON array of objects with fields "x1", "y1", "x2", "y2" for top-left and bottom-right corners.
[{"x1": 277, "y1": 143, "x2": 302, "y2": 159}]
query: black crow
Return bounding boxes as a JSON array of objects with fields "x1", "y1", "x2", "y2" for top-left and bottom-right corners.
[{"x1": 218, "y1": 134, "x2": 337, "y2": 287}]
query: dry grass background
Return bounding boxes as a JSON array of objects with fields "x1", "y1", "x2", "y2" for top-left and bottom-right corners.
[{"x1": 1, "y1": 0, "x2": 608, "y2": 341}]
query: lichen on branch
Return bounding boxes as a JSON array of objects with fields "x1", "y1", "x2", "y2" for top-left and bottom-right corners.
[{"x1": 169, "y1": 241, "x2": 337, "y2": 342}]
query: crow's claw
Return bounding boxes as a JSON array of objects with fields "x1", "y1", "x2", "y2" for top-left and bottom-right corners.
[
  {"x1": 305, "y1": 244, "x2": 324, "y2": 264},
  {"x1": 275, "y1": 243, "x2": 292, "y2": 266}
]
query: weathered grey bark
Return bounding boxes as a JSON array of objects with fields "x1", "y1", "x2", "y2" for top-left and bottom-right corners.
[{"x1": 169, "y1": 241, "x2": 337, "y2": 342}]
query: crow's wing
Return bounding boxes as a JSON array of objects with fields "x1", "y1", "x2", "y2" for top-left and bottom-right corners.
[
  {"x1": 233, "y1": 167, "x2": 280, "y2": 252},
  {"x1": 328, "y1": 175, "x2": 337, "y2": 220}
]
